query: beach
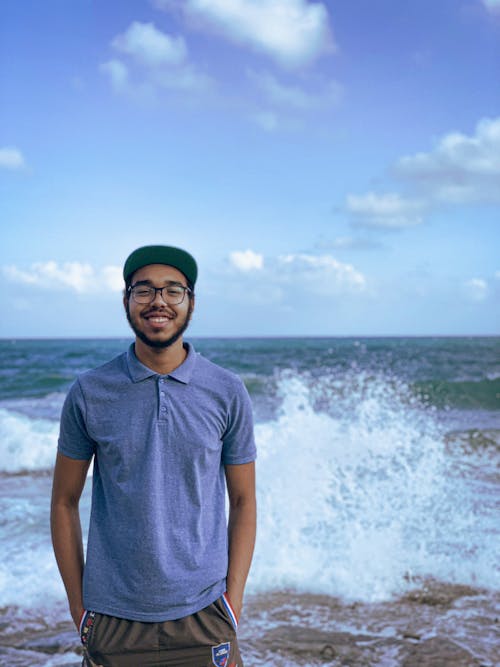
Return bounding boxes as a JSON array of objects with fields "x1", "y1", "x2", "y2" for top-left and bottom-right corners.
[
  {"x1": 1, "y1": 581, "x2": 498, "y2": 665},
  {"x1": 1, "y1": 337, "x2": 498, "y2": 666}
]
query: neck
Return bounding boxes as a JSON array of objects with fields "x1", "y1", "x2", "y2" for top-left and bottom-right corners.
[{"x1": 134, "y1": 337, "x2": 187, "y2": 375}]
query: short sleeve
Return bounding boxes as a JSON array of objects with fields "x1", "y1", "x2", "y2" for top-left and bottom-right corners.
[
  {"x1": 58, "y1": 379, "x2": 96, "y2": 460},
  {"x1": 221, "y1": 378, "x2": 257, "y2": 465}
]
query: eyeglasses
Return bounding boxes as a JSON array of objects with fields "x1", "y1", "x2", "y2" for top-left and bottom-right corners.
[{"x1": 128, "y1": 283, "x2": 192, "y2": 305}]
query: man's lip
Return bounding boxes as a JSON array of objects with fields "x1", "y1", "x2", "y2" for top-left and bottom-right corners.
[
  {"x1": 142, "y1": 312, "x2": 175, "y2": 327},
  {"x1": 143, "y1": 311, "x2": 174, "y2": 320}
]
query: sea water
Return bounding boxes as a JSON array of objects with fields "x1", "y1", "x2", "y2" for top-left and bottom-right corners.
[{"x1": 0, "y1": 337, "x2": 499, "y2": 665}]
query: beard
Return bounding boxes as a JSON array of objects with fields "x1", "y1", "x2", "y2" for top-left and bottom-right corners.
[{"x1": 126, "y1": 301, "x2": 193, "y2": 349}]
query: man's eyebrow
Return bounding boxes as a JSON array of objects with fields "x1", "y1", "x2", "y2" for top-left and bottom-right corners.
[{"x1": 132, "y1": 279, "x2": 186, "y2": 287}]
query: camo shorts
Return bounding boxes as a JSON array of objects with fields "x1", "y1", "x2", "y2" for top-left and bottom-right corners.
[{"x1": 79, "y1": 593, "x2": 242, "y2": 667}]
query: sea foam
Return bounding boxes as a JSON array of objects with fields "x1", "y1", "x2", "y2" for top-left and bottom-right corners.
[
  {"x1": 0, "y1": 408, "x2": 59, "y2": 473},
  {"x1": 251, "y1": 371, "x2": 498, "y2": 601}
]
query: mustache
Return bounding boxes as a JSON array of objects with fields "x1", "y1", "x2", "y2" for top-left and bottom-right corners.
[{"x1": 142, "y1": 307, "x2": 174, "y2": 317}]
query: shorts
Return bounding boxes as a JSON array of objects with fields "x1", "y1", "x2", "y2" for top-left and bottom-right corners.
[{"x1": 80, "y1": 593, "x2": 242, "y2": 667}]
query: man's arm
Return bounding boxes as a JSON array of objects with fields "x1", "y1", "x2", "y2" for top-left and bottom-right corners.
[
  {"x1": 224, "y1": 461, "x2": 256, "y2": 621},
  {"x1": 50, "y1": 451, "x2": 92, "y2": 628}
]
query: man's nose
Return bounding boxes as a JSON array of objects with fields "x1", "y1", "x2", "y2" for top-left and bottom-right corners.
[{"x1": 151, "y1": 288, "x2": 168, "y2": 306}]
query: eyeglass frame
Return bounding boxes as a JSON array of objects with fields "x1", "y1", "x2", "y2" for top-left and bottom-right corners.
[{"x1": 127, "y1": 281, "x2": 193, "y2": 305}]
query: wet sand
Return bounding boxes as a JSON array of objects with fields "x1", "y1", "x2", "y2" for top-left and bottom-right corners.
[
  {"x1": 240, "y1": 585, "x2": 499, "y2": 666},
  {"x1": 1, "y1": 582, "x2": 498, "y2": 666}
]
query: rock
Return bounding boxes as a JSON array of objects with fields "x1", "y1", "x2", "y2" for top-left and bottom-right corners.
[
  {"x1": 0, "y1": 646, "x2": 60, "y2": 666},
  {"x1": 18, "y1": 629, "x2": 81, "y2": 654},
  {"x1": 401, "y1": 636, "x2": 483, "y2": 666},
  {"x1": 259, "y1": 625, "x2": 395, "y2": 665}
]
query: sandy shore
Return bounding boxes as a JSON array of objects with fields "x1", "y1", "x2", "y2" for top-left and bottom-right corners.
[
  {"x1": 1, "y1": 583, "x2": 498, "y2": 666},
  {"x1": 240, "y1": 585, "x2": 499, "y2": 666}
]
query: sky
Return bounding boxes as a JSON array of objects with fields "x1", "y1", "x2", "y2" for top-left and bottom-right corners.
[{"x1": 1, "y1": 0, "x2": 499, "y2": 337}]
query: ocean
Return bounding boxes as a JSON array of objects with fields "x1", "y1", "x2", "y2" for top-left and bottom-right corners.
[{"x1": 0, "y1": 337, "x2": 499, "y2": 666}]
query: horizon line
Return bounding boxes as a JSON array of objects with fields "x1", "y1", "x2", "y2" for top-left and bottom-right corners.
[{"x1": 1, "y1": 334, "x2": 499, "y2": 341}]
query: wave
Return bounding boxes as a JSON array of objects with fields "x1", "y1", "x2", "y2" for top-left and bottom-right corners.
[
  {"x1": 0, "y1": 408, "x2": 59, "y2": 473},
  {"x1": 242, "y1": 371, "x2": 500, "y2": 421},
  {"x1": 251, "y1": 372, "x2": 499, "y2": 601},
  {"x1": 412, "y1": 377, "x2": 500, "y2": 410},
  {"x1": 1, "y1": 371, "x2": 498, "y2": 605}
]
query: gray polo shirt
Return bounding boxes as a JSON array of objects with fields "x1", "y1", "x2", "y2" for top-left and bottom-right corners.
[{"x1": 58, "y1": 342, "x2": 256, "y2": 622}]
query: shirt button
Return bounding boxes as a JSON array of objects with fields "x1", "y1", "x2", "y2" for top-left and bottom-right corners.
[{"x1": 160, "y1": 391, "x2": 165, "y2": 397}]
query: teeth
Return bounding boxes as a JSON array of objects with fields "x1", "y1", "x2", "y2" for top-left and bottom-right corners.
[{"x1": 149, "y1": 317, "x2": 169, "y2": 322}]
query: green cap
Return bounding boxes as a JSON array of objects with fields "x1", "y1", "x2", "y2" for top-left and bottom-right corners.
[{"x1": 123, "y1": 245, "x2": 198, "y2": 286}]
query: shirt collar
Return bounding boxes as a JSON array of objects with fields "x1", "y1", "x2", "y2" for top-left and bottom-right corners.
[
  {"x1": 168, "y1": 342, "x2": 196, "y2": 384},
  {"x1": 126, "y1": 341, "x2": 197, "y2": 384}
]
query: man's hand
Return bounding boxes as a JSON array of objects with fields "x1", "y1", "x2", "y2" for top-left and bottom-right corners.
[
  {"x1": 226, "y1": 588, "x2": 243, "y2": 622},
  {"x1": 71, "y1": 604, "x2": 85, "y2": 631}
]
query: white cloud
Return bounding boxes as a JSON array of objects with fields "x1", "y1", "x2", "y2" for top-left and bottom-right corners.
[
  {"x1": 482, "y1": 0, "x2": 500, "y2": 14},
  {"x1": 4, "y1": 262, "x2": 93, "y2": 293},
  {"x1": 346, "y1": 192, "x2": 424, "y2": 228},
  {"x1": 248, "y1": 70, "x2": 342, "y2": 110},
  {"x1": 100, "y1": 59, "x2": 130, "y2": 93},
  {"x1": 112, "y1": 22, "x2": 187, "y2": 67},
  {"x1": 150, "y1": 63, "x2": 213, "y2": 92},
  {"x1": 250, "y1": 70, "x2": 311, "y2": 109},
  {"x1": 103, "y1": 21, "x2": 211, "y2": 95},
  {"x1": 463, "y1": 278, "x2": 489, "y2": 302},
  {"x1": 277, "y1": 253, "x2": 366, "y2": 293},
  {"x1": 0, "y1": 147, "x2": 25, "y2": 170},
  {"x1": 395, "y1": 116, "x2": 500, "y2": 203},
  {"x1": 218, "y1": 251, "x2": 366, "y2": 302},
  {"x1": 157, "y1": 0, "x2": 334, "y2": 68},
  {"x1": 101, "y1": 266, "x2": 124, "y2": 292},
  {"x1": 3, "y1": 262, "x2": 123, "y2": 294},
  {"x1": 339, "y1": 116, "x2": 500, "y2": 230},
  {"x1": 229, "y1": 249, "x2": 264, "y2": 271}
]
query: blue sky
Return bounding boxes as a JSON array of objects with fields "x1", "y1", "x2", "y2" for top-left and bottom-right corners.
[{"x1": 1, "y1": 0, "x2": 499, "y2": 337}]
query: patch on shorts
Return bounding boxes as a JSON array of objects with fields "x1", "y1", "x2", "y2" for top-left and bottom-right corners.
[{"x1": 211, "y1": 641, "x2": 230, "y2": 667}]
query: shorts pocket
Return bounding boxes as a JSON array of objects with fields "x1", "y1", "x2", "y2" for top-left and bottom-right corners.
[{"x1": 221, "y1": 593, "x2": 238, "y2": 631}]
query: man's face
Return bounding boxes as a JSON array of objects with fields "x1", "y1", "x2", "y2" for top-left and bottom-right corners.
[{"x1": 124, "y1": 264, "x2": 194, "y2": 350}]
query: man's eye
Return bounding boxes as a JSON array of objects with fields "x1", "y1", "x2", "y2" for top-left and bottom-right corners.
[
  {"x1": 167, "y1": 288, "x2": 183, "y2": 296},
  {"x1": 136, "y1": 288, "x2": 152, "y2": 296}
]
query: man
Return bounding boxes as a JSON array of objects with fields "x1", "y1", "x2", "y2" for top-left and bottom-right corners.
[{"x1": 51, "y1": 245, "x2": 257, "y2": 667}]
